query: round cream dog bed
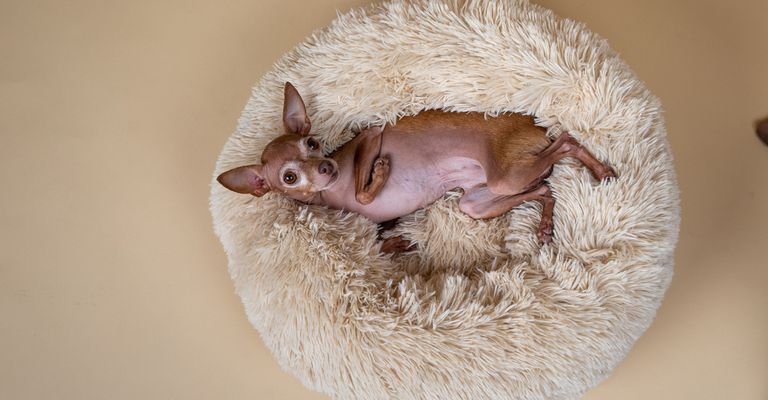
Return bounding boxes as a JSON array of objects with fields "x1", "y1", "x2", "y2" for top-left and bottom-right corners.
[{"x1": 210, "y1": 1, "x2": 680, "y2": 399}]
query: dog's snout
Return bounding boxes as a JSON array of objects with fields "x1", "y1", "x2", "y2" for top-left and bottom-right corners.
[{"x1": 318, "y1": 160, "x2": 334, "y2": 175}]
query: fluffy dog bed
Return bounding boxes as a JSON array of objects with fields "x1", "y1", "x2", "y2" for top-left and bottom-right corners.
[{"x1": 209, "y1": 1, "x2": 680, "y2": 399}]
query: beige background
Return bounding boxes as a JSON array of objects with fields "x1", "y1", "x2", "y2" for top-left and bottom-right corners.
[{"x1": 1, "y1": 0, "x2": 766, "y2": 399}]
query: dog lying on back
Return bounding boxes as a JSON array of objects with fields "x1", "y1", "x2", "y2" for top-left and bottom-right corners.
[{"x1": 218, "y1": 83, "x2": 615, "y2": 250}]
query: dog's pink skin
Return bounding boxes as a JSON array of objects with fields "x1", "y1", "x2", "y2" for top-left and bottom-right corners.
[{"x1": 314, "y1": 122, "x2": 498, "y2": 223}]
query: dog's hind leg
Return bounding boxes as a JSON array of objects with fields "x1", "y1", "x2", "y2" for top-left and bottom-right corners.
[
  {"x1": 537, "y1": 133, "x2": 616, "y2": 181},
  {"x1": 459, "y1": 183, "x2": 555, "y2": 244},
  {"x1": 488, "y1": 132, "x2": 616, "y2": 196}
]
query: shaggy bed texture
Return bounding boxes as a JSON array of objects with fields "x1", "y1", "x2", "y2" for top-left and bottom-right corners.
[{"x1": 209, "y1": 0, "x2": 680, "y2": 399}]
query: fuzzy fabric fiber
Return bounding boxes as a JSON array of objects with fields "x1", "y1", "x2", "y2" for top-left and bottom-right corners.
[{"x1": 209, "y1": 1, "x2": 680, "y2": 399}]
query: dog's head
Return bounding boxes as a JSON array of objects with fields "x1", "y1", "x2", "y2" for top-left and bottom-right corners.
[{"x1": 217, "y1": 83, "x2": 339, "y2": 201}]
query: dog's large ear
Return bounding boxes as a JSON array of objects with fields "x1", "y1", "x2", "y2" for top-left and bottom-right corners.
[
  {"x1": 283, "y1": 82, "x2": 311, "y2": 135},
  {"x1": 217, "y1": 165, "x2": 271, "y2": 197}
]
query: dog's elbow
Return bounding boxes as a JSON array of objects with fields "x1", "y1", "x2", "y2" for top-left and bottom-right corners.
[{"x1": 356, "y1": 192, "x2": 374, "y2": 205}]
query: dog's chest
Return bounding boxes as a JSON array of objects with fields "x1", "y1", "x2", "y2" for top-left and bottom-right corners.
[{"x1": 356, "y1": 156, "x2": 486, "y2": 222}]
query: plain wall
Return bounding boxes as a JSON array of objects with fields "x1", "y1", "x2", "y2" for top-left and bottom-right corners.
[{"x1": 1, "y1": 0, "x2": 766, "y2": 399}]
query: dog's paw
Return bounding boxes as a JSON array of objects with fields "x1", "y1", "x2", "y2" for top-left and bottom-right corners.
[
  {"x1": 373, "y1": 157, "x2": 390, "y2": 176},
  {"x1": 596, "y1": 165, "x2": 617, "y2": 181},
  {"x1": 537, "y1": 216, "x2": 554, "y2": 245},
  {"x1": 380, "y1": 236, "x2": 413, "y2": 254}
]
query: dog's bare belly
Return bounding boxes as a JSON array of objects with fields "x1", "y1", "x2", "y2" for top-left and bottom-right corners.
[
  {"x1": 312, "y1": 113, "x2": 552, "y2": 223},
  {"x1": 350, "y1": 156, "x2": 486, "y2": 223},
  {"x1": 338, "y1": 120, "x2": 495, "y2": 222}
]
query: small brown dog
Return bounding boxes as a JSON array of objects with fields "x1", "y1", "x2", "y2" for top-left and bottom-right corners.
[{"x1": 218, "y1": 83, "x2": 615, "y2": 248}]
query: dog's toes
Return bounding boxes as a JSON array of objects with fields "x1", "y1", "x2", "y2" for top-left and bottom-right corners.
[
  {"x1": 595, "y1": 165, "x2": 617, "y2": 182},
  {"x1": 374, "y1": 157, "x2": 389, "y2": 168},
  {"x1": 537, "y1": 219, "x2": 554, "y2": 245},
  {"x1": 538, "y1": 232, "x2": 553, "y2": 245},
  {"x1": 373, "y1": 157, "x2": 390, "y2": 176},
  {"x1": 380, "y1": 236, "x2": 412, "y2": 254}
]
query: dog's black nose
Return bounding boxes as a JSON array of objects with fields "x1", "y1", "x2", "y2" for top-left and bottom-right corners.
[{"x1": 318, "y1": 160, "x2": 334, "y2": 175}]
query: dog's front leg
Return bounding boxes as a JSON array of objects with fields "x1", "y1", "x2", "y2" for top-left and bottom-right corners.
[
  {"x1": 376, "y1": 218, "x2": 414, "y2": 254},
  {"x1": 353, "y1": 126, "x2": 390, "y2": 205}
]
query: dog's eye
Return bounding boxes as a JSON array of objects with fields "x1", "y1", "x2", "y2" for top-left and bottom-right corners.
[
  {"x1": 306, "y1": 138, "x2": 320, "y2": 151},
  {"x1": 283, "y1": 171, "x2": 298, "y2": 185}
]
